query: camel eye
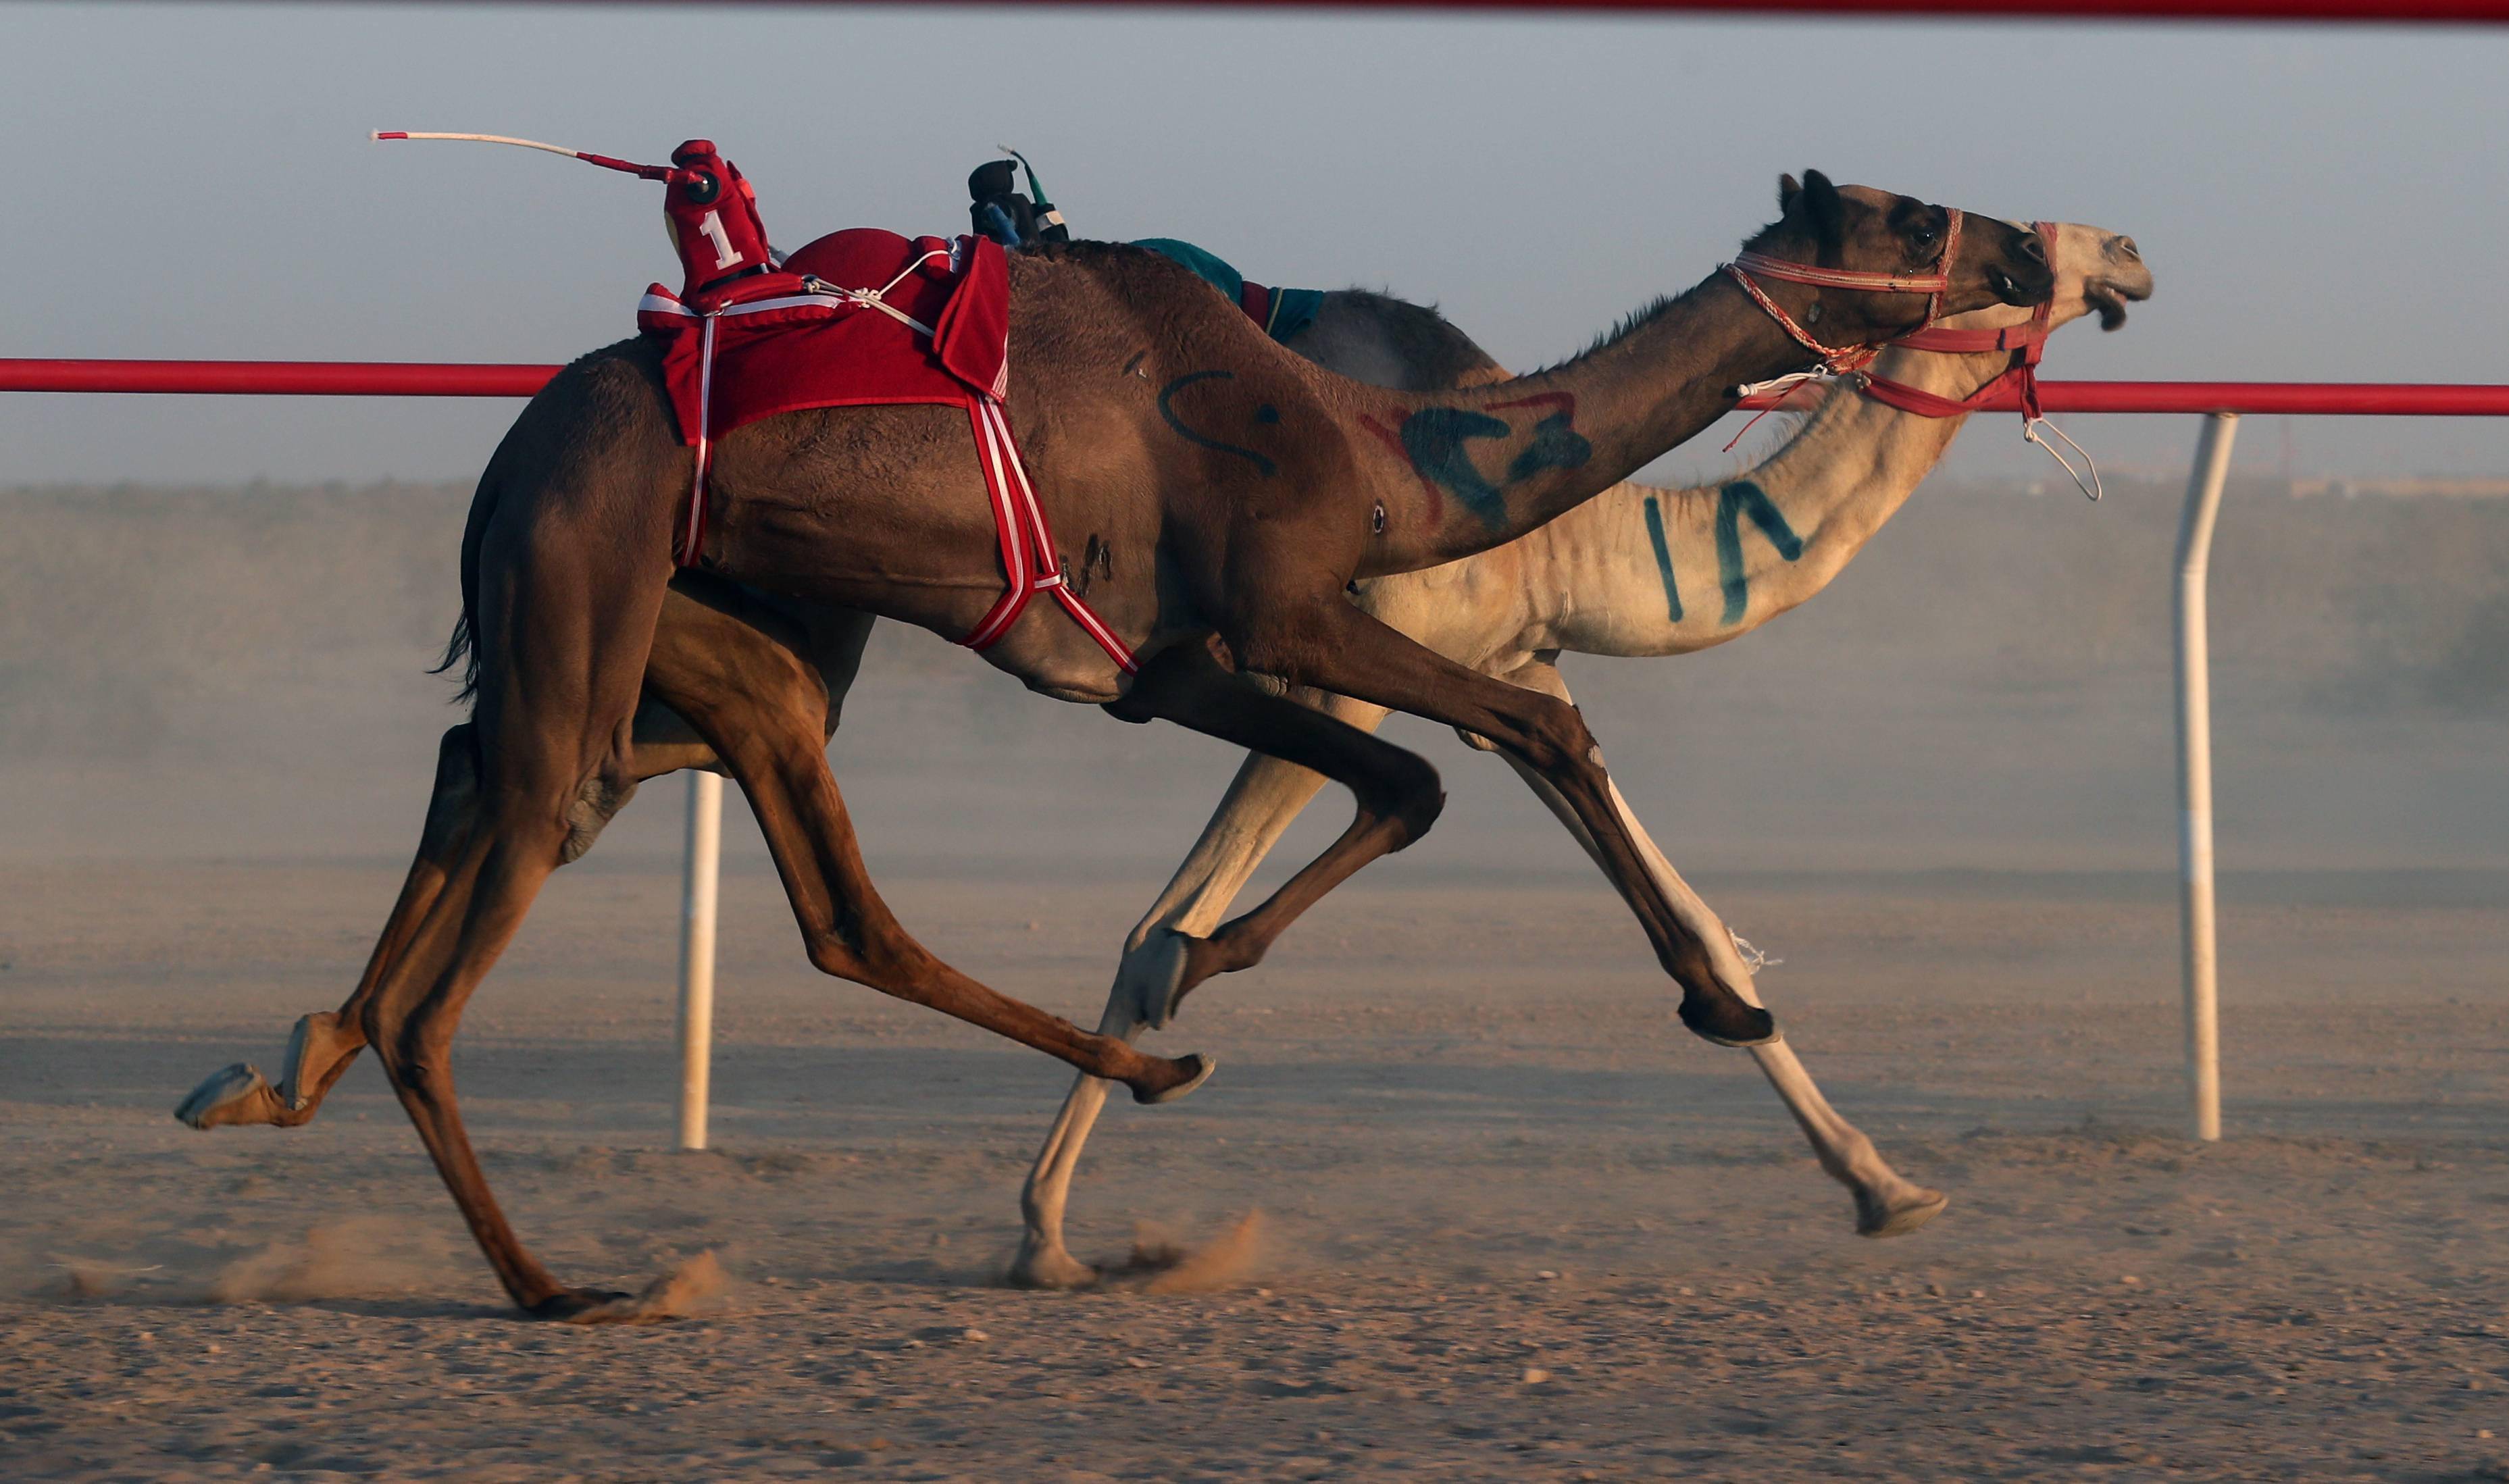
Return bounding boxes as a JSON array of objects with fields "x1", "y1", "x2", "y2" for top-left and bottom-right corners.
[{"x1": 1910, "y1": 227, "x2": 1938, "y2": 250}]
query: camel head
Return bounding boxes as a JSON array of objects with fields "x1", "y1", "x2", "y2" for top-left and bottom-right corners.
[
  {"x1": 1739, "y1": 170, "x2": 2057, "y2": 343},
  {"x1": 2047, "y1": 221, "x2": 2152, "y2": 332},
  {"x1": 1896, "y1": 220, "x2": 2154, "y2": 344}
]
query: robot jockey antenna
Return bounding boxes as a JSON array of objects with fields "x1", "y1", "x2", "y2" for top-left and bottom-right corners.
[{"x1": 374, "y1": 131, "x2": 778, "y2": 302}]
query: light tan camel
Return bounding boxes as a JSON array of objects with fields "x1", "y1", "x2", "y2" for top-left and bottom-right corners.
[
  {"x1": 1009, "y1": 220, "x2": 2152, "y2": 1287},
  {"x1": 175, "y1": 174, "x2": 2052, "y2": 1317}
]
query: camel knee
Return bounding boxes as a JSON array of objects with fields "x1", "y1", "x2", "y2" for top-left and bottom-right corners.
[
  {"x1": 559, "y1": 771, "x2": 638, "y2": 864},
  {"x1": 364, "y1": 1008, "x2": 457, "y2": 1101},
  {"x1": 801, "y1": 931, "x2": 873, "y2": 984},
  {"x1": 1223, "y1": 617, "x2": 1325, "y2": 689},
  {"x1": 1514, "y1": 694, "x2": 1601, "y2": 777},
  {"x1": 459, "y1": 779, "x2": 594, "y2": 871},
  {"x1": 801, "y1": 914, "x2": 930, "y2": 992},
  {"x1": 1363, "y1": 748, "x2": 1446, "y2": 847}
]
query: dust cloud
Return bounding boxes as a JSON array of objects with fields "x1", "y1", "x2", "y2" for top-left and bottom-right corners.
[{"x1": 5, "y1": 476, "x2": 2504, "y2": 879}]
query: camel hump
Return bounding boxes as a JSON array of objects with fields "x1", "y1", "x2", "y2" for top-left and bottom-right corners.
[{"x1": 1132, "y1": 238, "x2": 1323, "y2": 344}]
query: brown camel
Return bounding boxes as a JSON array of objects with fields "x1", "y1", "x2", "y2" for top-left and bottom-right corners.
[{"x1": 182, "y1": 172, "x2": 2052, "y2": 1318}]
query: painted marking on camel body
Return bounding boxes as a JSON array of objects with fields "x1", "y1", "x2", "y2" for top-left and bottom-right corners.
[
  {"x1": 1641, "y1": 494, "x2": 1683, "y2": 623},
  {"x1": 1366, "y1": 392, "x2": 1596, "y2": 532},
  {"x1": 1157, "y1": 369, "x2": 1278, "y2": 477},
  {"x1": 1715, "y1": 478, "x2": 1804, "y2": 623}
]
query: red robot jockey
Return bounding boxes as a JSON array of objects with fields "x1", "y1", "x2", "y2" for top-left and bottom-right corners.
[{"x1": 374, "y1": 131, "x2": 779, "y2": 307}]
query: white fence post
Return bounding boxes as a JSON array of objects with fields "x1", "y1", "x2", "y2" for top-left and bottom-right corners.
[
  {"x1": 2173, "y1": 412, "x2": 2239, "y2": 1143},
  {"x1": 676, "y1": 769, "x2": 724, "y2": 1152}
]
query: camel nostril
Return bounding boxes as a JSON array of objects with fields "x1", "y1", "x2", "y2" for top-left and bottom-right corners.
[
  {"x1": 2020, "y1": 233, "x2": 2048, "y2": 265},
  {"x1": 2111, "y1": 235, "x2": 2142, "y2": 263}
]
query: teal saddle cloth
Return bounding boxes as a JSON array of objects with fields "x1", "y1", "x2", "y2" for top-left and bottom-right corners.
[{"x1": 1133, "y1": 238, "x2": 1325, "y2": 344}]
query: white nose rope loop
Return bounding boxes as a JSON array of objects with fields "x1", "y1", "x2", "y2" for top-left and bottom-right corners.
[{"x1": 2025, "y1": 415, "x2": 2102, "y2": 501}]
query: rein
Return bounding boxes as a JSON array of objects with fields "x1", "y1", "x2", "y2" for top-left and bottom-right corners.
[{"x1": 1724, "y1": 218, "x2": 2101, "y2": 500}]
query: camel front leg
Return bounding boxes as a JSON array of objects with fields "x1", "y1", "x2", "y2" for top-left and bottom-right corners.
[
  {"x1": 1486, "y1": 659, "x2": 1944, "y2": 1237},
  {"x1": 1013, "y1": 686, "x2": 1393, "y2": 1288},
  {"x1": 1228, "y1": 596, "x2": 1775, "y2": 1048}
]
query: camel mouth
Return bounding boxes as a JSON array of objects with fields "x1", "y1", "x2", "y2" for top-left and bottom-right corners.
[
  {"x1": 2083, "y1": 278, "x2": 2150, "y2": 332},
  {"x1": 1984, "y1": 264, "x2": 2045, "y2": 307}
]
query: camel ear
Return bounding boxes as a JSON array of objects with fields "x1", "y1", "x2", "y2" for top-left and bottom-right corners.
[
  {"x1": 1800, "y1": 168, "x2": 1846, "y2": 248},
  {"x1": 1777, "y1": 174, "x2": 1802, "y2": 215}
]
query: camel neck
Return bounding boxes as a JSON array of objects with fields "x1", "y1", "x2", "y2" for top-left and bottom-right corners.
[
  {"x1": 1359, "y1": 273, "x2": 1852, "y2": 574},
  {"x1": 1524, "y1": 332, "x2": 2024, "y2": 657}
]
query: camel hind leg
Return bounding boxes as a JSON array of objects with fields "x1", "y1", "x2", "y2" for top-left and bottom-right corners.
[
  {"x1": 345, "y1": 394, "x2": 684, "y2": 1316},
  {"x1": 636, "y1": 583, "x2": 1211, "y2": 1102},
  {"x1": 998, "y1": 639, "x2": 1439, "y2": 1287},
  {"x1": 176, "y1": 723, "x2": 487, "y2": 1130},
  {"x1": 174, "y1": 716, "x2": 655, "y2": 1132},
  {"x1": 175, "y1": 578, "x2": 821, "y2": 1133},
  {"x1": 1013, "y1": 682, "x2": 1394, "y2": 1287}
]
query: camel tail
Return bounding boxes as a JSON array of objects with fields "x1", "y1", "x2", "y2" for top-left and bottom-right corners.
[
  {"x1": 430, "y1": 441, "x2": 510, "y2": 706},
  {"x1": 430, "y1": 610, "x2": 478, "y2": 705},
  {"x1": 430, "y1": 338, "x2": 684, "y2": 707}
]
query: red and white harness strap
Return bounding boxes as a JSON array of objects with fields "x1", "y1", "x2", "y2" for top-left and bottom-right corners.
[{"x1": 958, "y1": 397, "x2": 1139, "y2": 672}]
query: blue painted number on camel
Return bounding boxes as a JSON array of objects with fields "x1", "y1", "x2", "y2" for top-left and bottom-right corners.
[
  {"x1": 1715, "y1": 480, "x2": 1802, "y2": 623},
  {"x1": 1400, "y1": 405, "x2": 1592, "y2": 531}
]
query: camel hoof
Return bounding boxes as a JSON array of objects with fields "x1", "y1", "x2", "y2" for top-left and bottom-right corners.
[
  {"x1": 1006, "y1": 1240, "x2": 1101, "y2": 1291},
  {"x1": 1677, "y1": 995, "x2": 1778, "y2": 1048},
  {"x1": 174, "y1": 1063, "x2": 284, "y2": 1129},
  {"x1": 525, "y1": 1287, "x2": 638, "y2": 1323},
  {"x1": 1115, "y1": 928, "x2": 1194, "y2": 1031},
  {"x1": 274, "y1": 1010, "x2": 357, "y2": 1110},
  {"x1": 1133, "y1": 1054, "x2": 1215, "y2": 1106},
  {"x1": 1856, "y1": 1185, "x2": 1949, "y2": 1239}
]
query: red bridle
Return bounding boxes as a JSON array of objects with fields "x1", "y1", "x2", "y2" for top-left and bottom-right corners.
[
  {"x1": 1723, "y1": 207, "x2": 1967, "y2": 375},
  {"x1": 1860, "y1": 220, "x2": 2059, "y2": 421},
  {"x1": 1723, "y1": 220, "x2": 2099, "y2": 498}
]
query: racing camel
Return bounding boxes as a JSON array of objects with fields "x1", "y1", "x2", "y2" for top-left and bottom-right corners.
[
  {"x1": 1012, "y1": 220, "x2": 2151, "y2": 1285},
  {"x1": 182, "y1": 172, "x2": 2052, "y2": 1318}
]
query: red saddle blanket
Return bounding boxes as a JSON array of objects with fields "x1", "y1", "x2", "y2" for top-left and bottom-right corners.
[
  {"x1": 634, "y1": 228, "x2": 1135, "y2": 673},
  {"x1": 638, "y1": 228, "x2": 1011, "y2": 442}
]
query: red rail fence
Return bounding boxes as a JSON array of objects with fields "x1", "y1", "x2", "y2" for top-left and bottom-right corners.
[
  {"x1": 13, "y1": 359, "x2": 2509, "y2": 417},
  {"x1": 7, "y1": 357, "x2": 2504, "y2": 1144},
  {"x1": 327, "y1": 1, "x2": 2509, "y2": 20}
]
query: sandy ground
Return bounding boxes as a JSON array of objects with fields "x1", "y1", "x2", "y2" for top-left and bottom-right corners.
[{"x1": 3, "y1": 854, "x2": 2505, "y2": 1482}]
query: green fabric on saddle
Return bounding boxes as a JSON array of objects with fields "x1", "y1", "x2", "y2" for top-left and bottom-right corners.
[{"x1": 1133, "y1": 238, "x2": 1323, "y2": 345}]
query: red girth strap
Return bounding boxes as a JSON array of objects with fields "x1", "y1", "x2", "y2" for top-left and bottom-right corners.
[
  {"x1": 1723, "y1": 208, "x2": 1965, "y2": 374},
  {"x1": 957, "y1": 396, "x2": 1140, "y2": 673},
  {"x1": 1860, "y1": 304, "x2": 2050, "y2": 419}
]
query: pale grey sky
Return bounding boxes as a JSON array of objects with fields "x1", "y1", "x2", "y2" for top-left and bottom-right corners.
[{"x1": 3, "y1": 3, "x2": 2505, "y2": 484}]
